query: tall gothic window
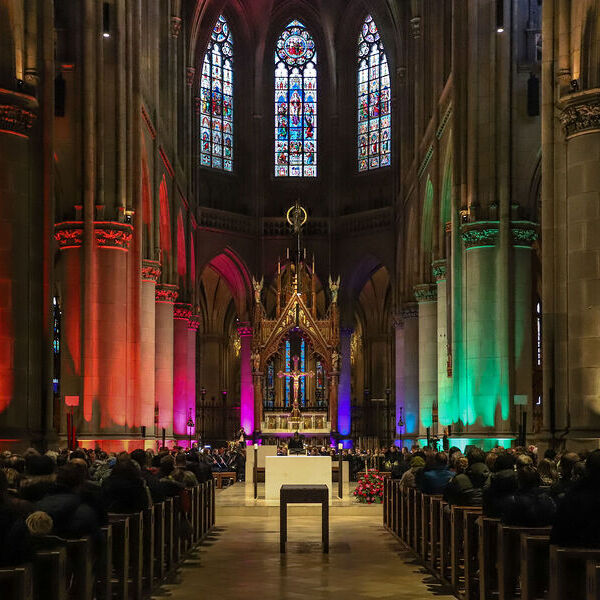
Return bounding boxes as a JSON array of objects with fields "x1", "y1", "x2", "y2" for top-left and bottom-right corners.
[
  {"x1": 200, "y1": 14, "x2": 234, "y2": 172},
  {"x1": 274, "y1": 20, "x2": 317, "y2": 177},
  {"x1": 357, "y1": 14, "x2": 391, "y2": 172}
]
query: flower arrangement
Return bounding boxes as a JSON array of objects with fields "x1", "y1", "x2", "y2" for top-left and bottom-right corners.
[{"x1": 353, "y1": 469, "x2": 385, "y2": 504}]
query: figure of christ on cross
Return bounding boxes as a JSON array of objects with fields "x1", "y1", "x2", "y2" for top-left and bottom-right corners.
[{"x1": 278, "y1": 355, "x2": 314, "y2": 409}]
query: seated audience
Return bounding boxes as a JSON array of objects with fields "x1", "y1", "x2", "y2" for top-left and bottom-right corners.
[
  {"x1": 443, "y1": 447, "x2": 490, "y2": 506},
  {"x1": 0, "y1": 470, "x2": 32, "y2": 567},
  {"x1": 501, "y1": 465, "x2": 557, "y2": 527},
  {"x1": 483, "y1": 452, "x2": 518, "y2": 518},
  {"x1": 399, "y1": 456, "x2": 425, "y2": 489},
  {"x1": 550, "y1": 452, "x2": 580, "y2": 502},
  {"x1": 418, "y1": 452, "x2": 453, "y2": 495},
  {"x1": 101, "y1": 458, "x2": 151, "y2": 513},
  {"x1": 537, "y1": 458, "x2": 558, "y2": 487},
  {"x1": 551, "y1": 450, "x2": 600, "y2": 548}
]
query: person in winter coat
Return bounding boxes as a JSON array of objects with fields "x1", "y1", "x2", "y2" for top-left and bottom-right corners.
[
  {"x1": 443, "y1": 447, "x2": 490, "y2": 506},
  {"x1": 483, "y1": 452, "x2": 518, "y2": 517},
  {"x1": 501, "y1": 465, "x2": 557, "y2": 527},
  {"x1": 418, "y1": 452, "x2": 454, "y2": 495}
]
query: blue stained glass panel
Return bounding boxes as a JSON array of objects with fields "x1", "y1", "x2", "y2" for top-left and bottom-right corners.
[
  {"x1": 357, "y1": 15, "x2": 391, "y2": 171},
  {"x1": 200, "y1": 14, "x2": 234, "y2": 172}
]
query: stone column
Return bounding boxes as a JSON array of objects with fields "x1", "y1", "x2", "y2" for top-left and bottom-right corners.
[
  {"x1": 173, "y1": 303, "x2": 192, "y2": 441},
  {"x1": 395, "y1": 305, "x2": 419, "y2": 445},
  {"x1": 187, "y1": 316, "x2": 199, "y2": 444},
  {"x1": 338, "y1": 328, "x2": 353, "y2": 437},
  {"x1": 237, "y1": 323, "x2": 254, "y2": 436},
  {"x1": 433, "y1": 259, "x2": 452, "y2": 426},
  {"x1": 140, "y1": 260, "x2": 160, "y2": 434},
  {"x1": 511, "y1": 223, "x2": 538, "y2": 428},
  {"x1": 414, "y1": 284, "x2": 437, "y2": 438},
  {"x1": 55, "y1": 222, "x2": 133, "y2": 439},
  {"x1": 155, "y1": 284, "x2": 178, "y2": 441},
  {"x1": 0, "y1": 92, "x2": 39, "y2": 442},
  {"x1": 460, "y1": 221, "x2": 502, "y2": 431},
  {"x1": 557, "y1": 93, "x2": 600, "y2": 442}
]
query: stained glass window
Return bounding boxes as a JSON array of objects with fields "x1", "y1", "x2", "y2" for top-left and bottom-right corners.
[
  {"x1": 358, "y1": 14, "x2": 391, "y2": 171},
  {"x1": 299, "y1": 340, "x2": 306, "y2": 406},
  {"x1": 52, "y1": 296, "x2": 61, "y2": 396},
  {"x1": 200, "y1": 14, "x2": 234, "y2": 172},
  {"x1": 274, "y1": 20, "x2": 317, "y2": 177}
]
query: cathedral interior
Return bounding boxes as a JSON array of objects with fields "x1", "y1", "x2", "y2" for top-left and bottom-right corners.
[{"x1": 1, "y1": 0, "x2": 598, "y2": 455}]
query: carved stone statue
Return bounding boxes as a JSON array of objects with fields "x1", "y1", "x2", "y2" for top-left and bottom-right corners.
[
  {"x1": 251, "y1": 350, "x2": 261, "y2": 372},
  {"x1": 328, "y1": 275, "x2": 340, "y2": 304},
  {"x1": 331, "y1": 350, "x2": 340, "y2": 372},
  {"x1": 252, "y1": 276, "x2": 264, "y2": 305}
]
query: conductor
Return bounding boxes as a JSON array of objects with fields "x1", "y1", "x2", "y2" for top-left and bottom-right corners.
[{"x1": 288, "y1": 431, "x2": 304, "y2": 454}]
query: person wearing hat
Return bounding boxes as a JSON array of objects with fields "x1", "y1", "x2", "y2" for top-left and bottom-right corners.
[{"x1": 399, "y1": 456, "x2": 425, "y2": 489}]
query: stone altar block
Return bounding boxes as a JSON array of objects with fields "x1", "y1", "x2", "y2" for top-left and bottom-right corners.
[{"x1": 265, "y1": 456, "x2": 333, "y2": 502}]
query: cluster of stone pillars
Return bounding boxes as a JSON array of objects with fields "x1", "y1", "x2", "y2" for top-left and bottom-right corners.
[{"x1": 395, "y1": 220, "x2": 538, "y2": 447}]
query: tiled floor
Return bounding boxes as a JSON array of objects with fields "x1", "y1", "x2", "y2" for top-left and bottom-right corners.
[{"x1": 153, "y1": 483, "x2": 456, "y2": 600}]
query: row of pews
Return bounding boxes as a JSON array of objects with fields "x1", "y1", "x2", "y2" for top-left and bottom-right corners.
[
  {"x1": 0, "y1": 479, "x2": 216, "y2": 600},
  {"x1": 383, "y1": 479, "x2": 600, "y2": 600}
]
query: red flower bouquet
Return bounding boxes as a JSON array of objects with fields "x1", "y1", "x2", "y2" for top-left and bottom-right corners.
[{"x1": 353, "y1": 469, "x2": 385, "y2": 504}]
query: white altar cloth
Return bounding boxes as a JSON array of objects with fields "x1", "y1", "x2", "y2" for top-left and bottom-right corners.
[{"x1": 264, "y1": 456, "x2": 333, "y2": 502}]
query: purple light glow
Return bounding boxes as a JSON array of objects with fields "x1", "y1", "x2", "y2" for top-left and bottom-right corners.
[
  {"x1": 238, "y1": 324, "x2": 254, "y2": 435},
  {"x1": 338, "y1": 331, "x2": 352, "y2": 435}
]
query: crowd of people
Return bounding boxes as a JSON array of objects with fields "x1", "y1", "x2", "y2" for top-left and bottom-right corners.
[
  {"x1": 0, "y1": 444, "x2": 223, "y2": 568},
  {"x1": 388, "y1": 443, "x2": 600, "y2": 548}
]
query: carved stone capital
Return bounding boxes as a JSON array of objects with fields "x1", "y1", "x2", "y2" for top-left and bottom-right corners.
[
  {"x1": 0, "y1": 89, "x2": 37, "y2": 138},
  {"x1": 410, "y1": 17, "x2": 421, "y2": 39},
  {"x1": 142, "y1": 259, "x2": 161, "y2": 282},
  {"x1": 170, "y1": 16, "x2": 182, "y2": 38},
  {"x1": 511, "y1": 221, "x2": 539, "y2": 248},
  {"x1": 188, "y1": 315, "x2": 200, "y2": 331},
  {"x1": 155, "y1": 284, "x2": 179, "y2": 304},
  {"x1": 174, "y1": 302, "x2": 192, "y2": 321},
  {"x1": 401, "y1": 303, "x2": 419, "y2": 320},
  {"x1": 460, "y1": 221, "x2": 499, "y2": 250},
  {"x1": 414, "y1": 283, "x2": 437, "y2": 303},
  {"x1": 54, "y1": 221, "x2": 133, "y2": 250},
  {"x1": 186, "y1": 67, "x2": 195, "y2": 88},
  {"x1": 558, "y1": 90, "x2": 600, "y2": 137},
  {"x1": 432, "y1": 259, "x2": 447, "y2": 281},
  {"x1": 237, "y1": 322, "x2": 253, "y2": 337},
  {"x1": 95, "y1": 222, "x2": 133, "y2": 249}
]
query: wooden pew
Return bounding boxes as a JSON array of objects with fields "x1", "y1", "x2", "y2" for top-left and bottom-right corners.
[
  {"x1": 429, "y1": 495, "x2": 443, "y2": 573},
  {"x1": 213, "y1": 471, "x2": 237, "y2": 489},
  {"x1": 402, "y1": 485, "x2": 410, "y2": 543},
  {"x1": 64, "y1": 537, "x2": 94, "y2": 600},
  {"x1": 142, "y1": 505, "x2": 155, "y2": 593},
  {"x1": 420, "y1": 494, "x2": 433, "y2": 562},
  {"x1": 33, "y1": 547, "x2": 68, "y2": 600},
  {"x1": 586, "y1": 560, "x2": 600, "y2": 600},
  {"x1": 173, "y1": 495, "x2": 182, "y2": 564},
  {"x1": 497, "y1": 524, "x2": 551, "y2": 600},
  {"x1": 520, "y1": 533, "x2": 551, "y2": 600},
  {"x1": 0, "y1": 564, "x2": 33, "y2": 600},
  {"x1": 464, "y1": 509, "x2": 482, "y2": 600},
  {"x1": 164, "y1": 497, "x2": 175, "y2": 572},
  {"x1": 478, "y1": 517, "x2": 500, "y2": 600},
  {"x1": 111, "y1": 512, "x2": 143, "y2": 600},
  {"x1": 451, "y1": 506, "x2": 482, "y2": 593},
  {"x1": 96, "y1": 525, "x2": 112, "y2": 600},
  {"x1": 107, "y1": 515, "x2": 129, "y2": 600},
  {"x1": 153, "y1": 502, "x2": 166, "y2": 582},
  {"x1": 439, "y1": 501, "x2": 452, "y2": 582},
  {"x1": 211, "y1": 478, "x2": 216, "y2": 526},
  {"x1": 413, "y1": 489, "x2": 422, "y2": 554},
  {"x1": 549, "y1": 546, "x2": 600, "y2": 600}
]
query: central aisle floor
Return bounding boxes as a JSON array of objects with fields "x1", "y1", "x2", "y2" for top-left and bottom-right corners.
[{"x1": 153, "y1": 484, "x2": 456, "y2": 600}]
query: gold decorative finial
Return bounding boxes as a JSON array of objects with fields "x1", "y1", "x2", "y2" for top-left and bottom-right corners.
[{"x1": 286, "y1": 200, "x2": 308, "y2": 235}]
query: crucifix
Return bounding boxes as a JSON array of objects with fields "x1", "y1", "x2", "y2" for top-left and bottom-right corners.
[{"x1": 278, "y1": 355, "x2": 314, "y2": 412}]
